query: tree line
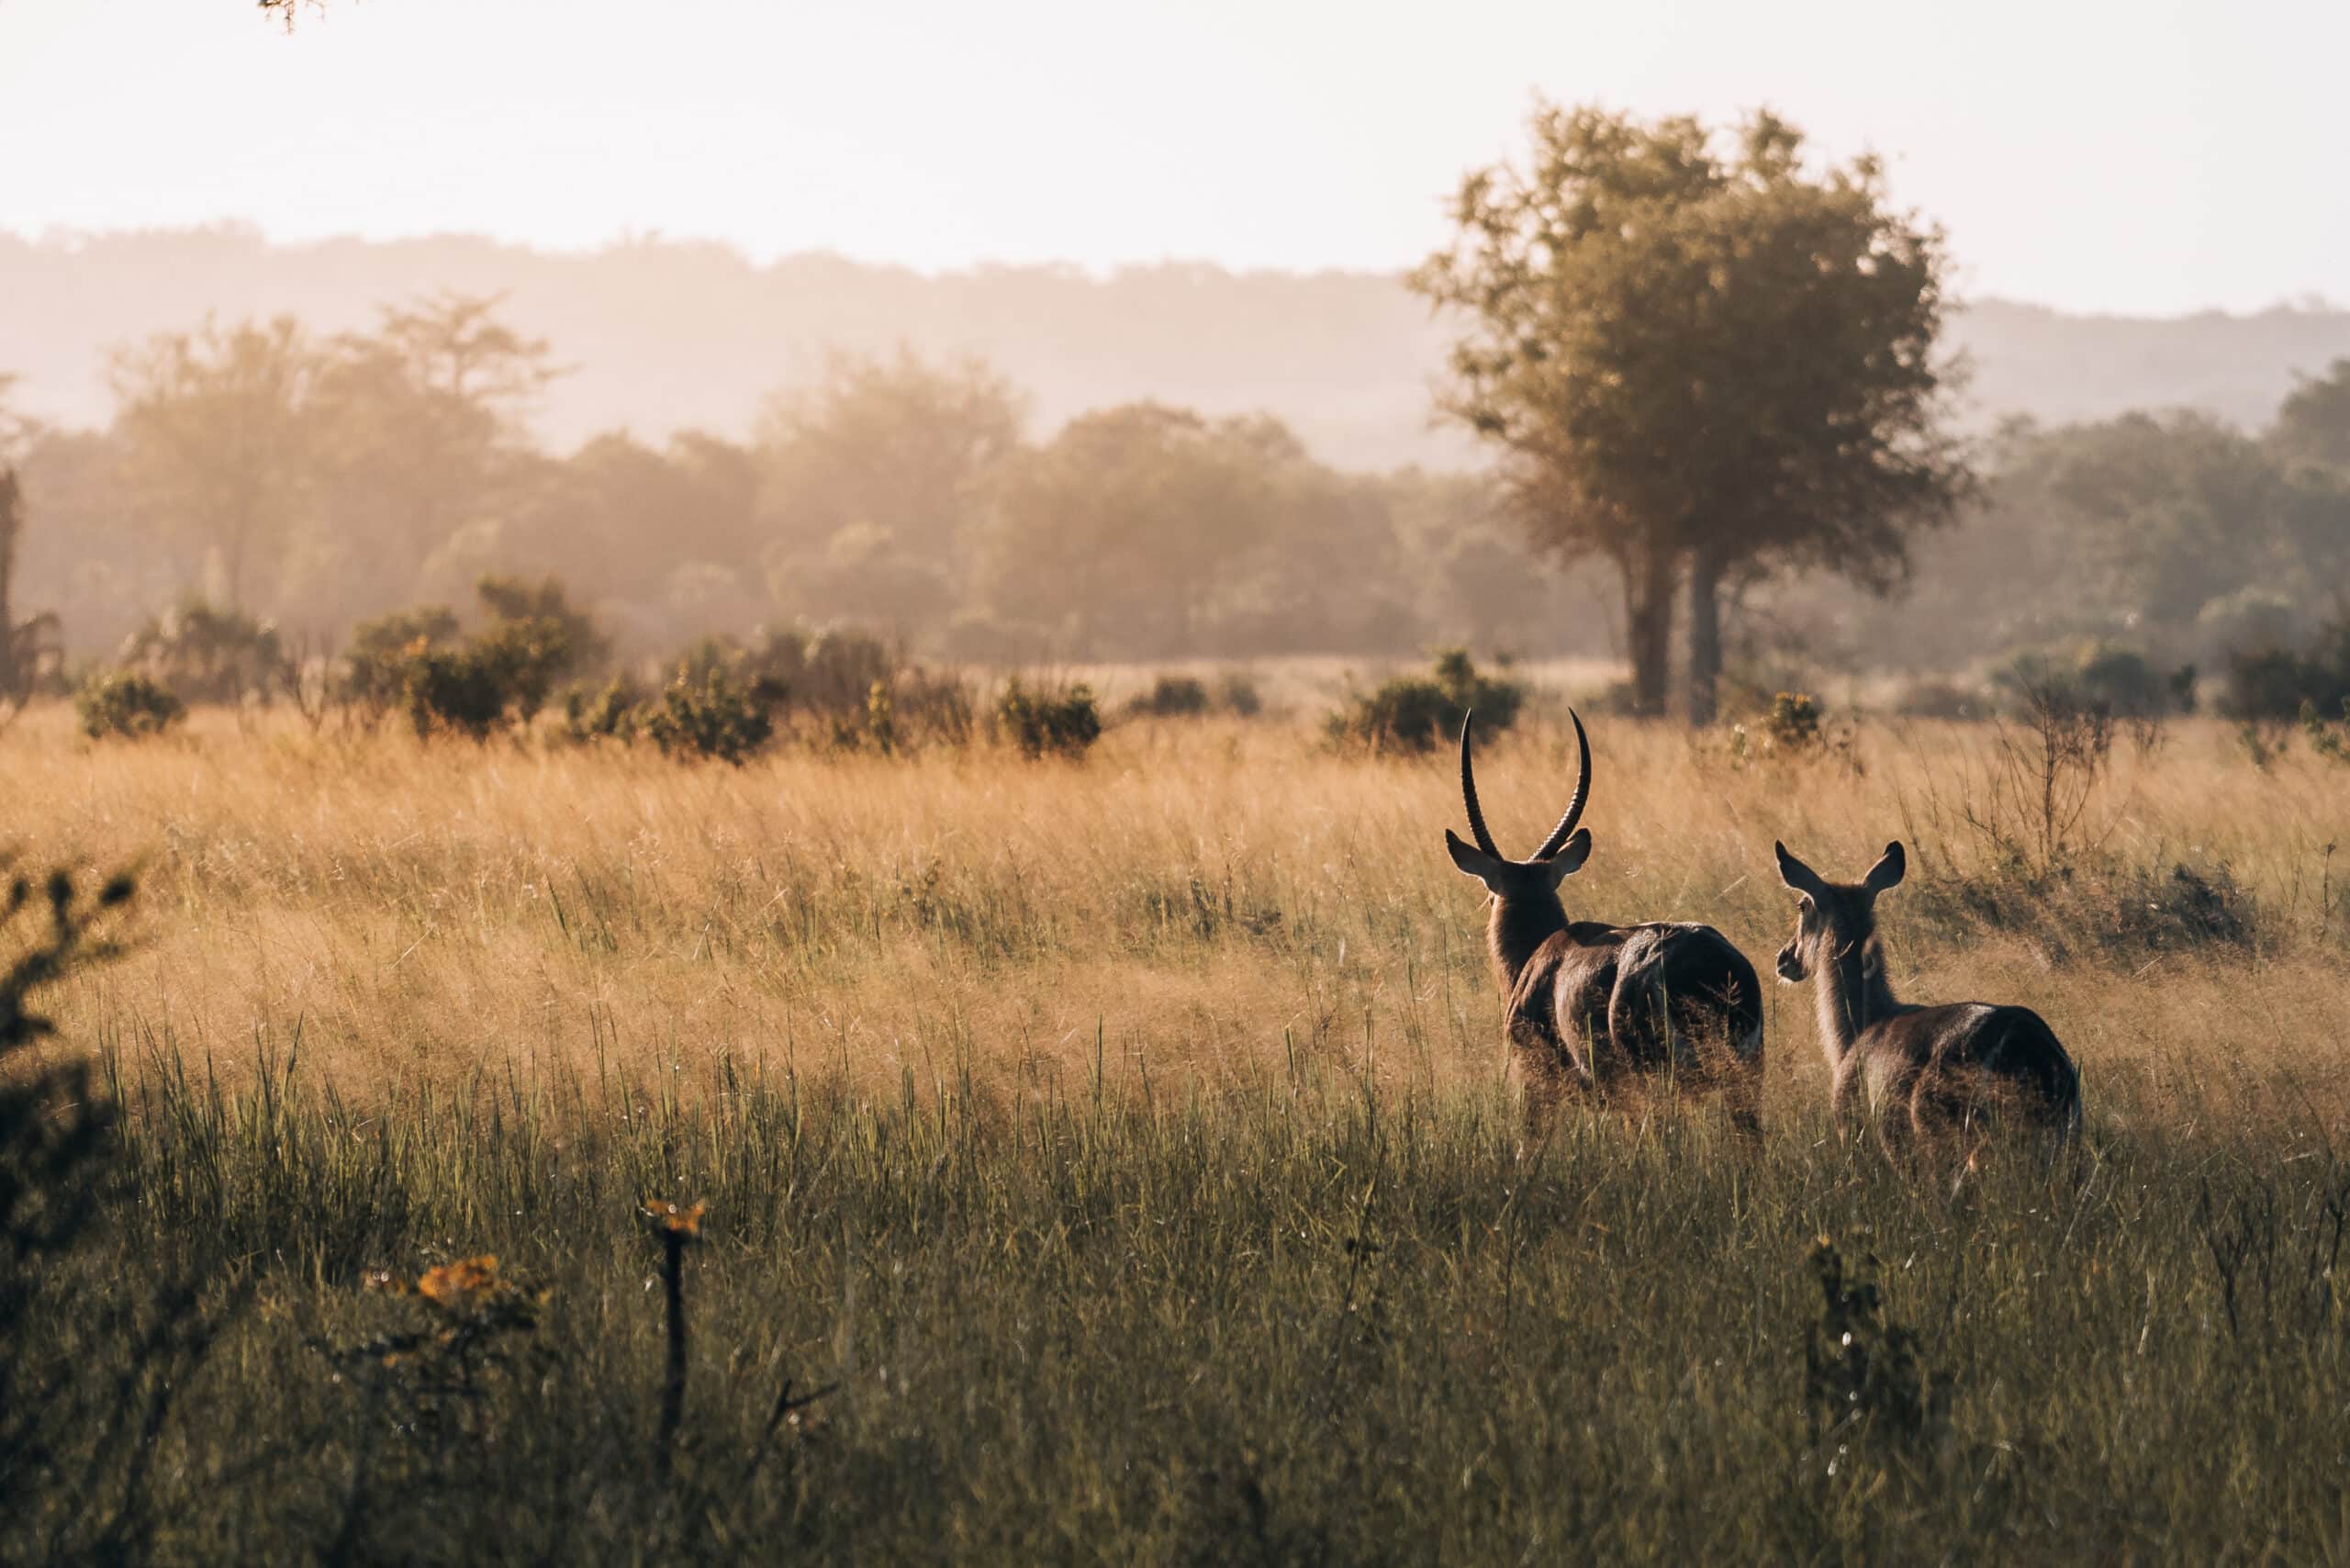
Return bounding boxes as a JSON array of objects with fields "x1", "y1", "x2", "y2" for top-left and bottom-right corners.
[
  {"x1": 2, "y1": 103, "x2": 2343, "y2": 722},
  {"x1": 0, "y1": 304, "x2": 1583, "y2": 673}
]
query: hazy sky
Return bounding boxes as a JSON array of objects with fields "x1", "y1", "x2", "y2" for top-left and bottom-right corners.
[{"x1": 2, "y1": 0, "x2": 2343, "y2": 316}]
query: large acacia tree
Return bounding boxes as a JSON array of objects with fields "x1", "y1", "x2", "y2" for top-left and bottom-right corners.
[{"x1": 1411, "y1": 104, "x2": 1970, "y2": 721}]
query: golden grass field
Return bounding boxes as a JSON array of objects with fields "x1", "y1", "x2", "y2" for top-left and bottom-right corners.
[
  {"x1": 17, "y1": 697, "x2": 2347, "y2": 1127},
  {"x1": 10, "y1": 689, "x2": 2350, "y2": 1560}
]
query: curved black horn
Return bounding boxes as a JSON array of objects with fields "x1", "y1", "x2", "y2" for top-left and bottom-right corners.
[
  {"x1": 1531, "y1": 709, "x2": 1592, "y2": 862},
  {"x1": 1458, "y1": 711, "x2": 1502, "y2": 858}
]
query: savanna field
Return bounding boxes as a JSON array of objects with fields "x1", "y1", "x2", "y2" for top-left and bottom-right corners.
[{"x1": 7, "y1": 693, "x2": 2350, "y2": 1562}]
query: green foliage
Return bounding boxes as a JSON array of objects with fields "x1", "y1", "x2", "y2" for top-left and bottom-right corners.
[
  {"x1": 117, "y1": 599, "x2": 286, "y2": 704},
  {"x1": 1410, "y1": 101, "x2": 1968, "y2": 716},
  {"x1": 73, "y1": 669, "x2": 186, "y2": 739},
  {"x1": 1992, "y1": 644, "x2": 2189, "y2": 723},
  {"x1": 1763, "y1": 691, "x2": 1824, "y2": 751},
  {"x1": 993, "y1": 677, "x2": 1101, "y2": 758},
  {"x1": 2222, "y1": 621, "x2": 2350, "y2": 721},
  {"x1": 639, "y1": 663, "x2": 785, "y2": 765},
  {"x1": 403, "y1": 619, "x2": 573, "y2": 741},
  {"x1": 1326, "y1": 648, "x2": 1524, "y2": 753},
  {"x1": 795, "y1": 627, "x2": 897, "y2": 719},
  {"x1": 856, "y1": 679, "x2": 897, "y2": 754},
  {"x1": 559, "y1": 678, "x2": 645, "y2": 745},
  {"x1": 338, "y1": 605, "x2": 462, "y2": 722},
  {"x1": 2272, "y1": 356, "x2": 2350, "y2": 472},
  {"x1": 474, "y1": 573, "x2": 610, "y2": 679},
  {"x1": 350, "y1": 577, "x2": 599, "y2": 742},
  {"x1": 2301, "y1": 698, "x2": 2350, "y2": 764},
  {"x1": 694, "y1": 625, "x2": 901, "y2": 725},
  {"x1": 1990, "y1": 643, "x2": 2189, "y2": 720}
]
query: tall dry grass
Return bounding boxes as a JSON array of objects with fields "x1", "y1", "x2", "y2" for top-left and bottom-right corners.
[
  {"x1": 9, "y1": 693, "x2": 2350, "y2": 1559},
  {"x1": 10, "y1": 700, "x2": 2344, "y2": 1128}
]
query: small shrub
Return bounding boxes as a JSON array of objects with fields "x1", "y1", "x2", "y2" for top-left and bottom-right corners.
[
  {"x1": 1217, "y1": 672, "x2": 1264, "y2": 718},
  {"x1": 798, "y1": 628, "x2": 897, "y2": 720},
  {"x1": 666, "y1": 633, "x2": 742, "y2": 689},
  {"x1": 1762, "y1": 691, "x2": 1823, "y2": 752},
  {"x1": 2167, "y1": 662, "x2": 2199, "y2": 714},
  {"x1": 2224, "y1": 622, "x2": 2350, "y2": 721},
  {"x1": 1326, "y1": 648, "x2": 1524, "y2": 753},
  {"x1": 117, "y1": 599, "x2": 286, "y2": 705},
  {"x1": 1127, "y1": 674, "x2": 1212, "y2": 719},
  {"x1": 995, "y1": 678, "x2": 1101, "y2": 759},
  {"x1": 1992, "y1": 643, "x2": 2181, "y2": 721},
  {"x1": 475, "y1": 574, "x2": 610, "y2": 678},
  {"x1": 640, "y1": 665, "x2": 786, "y2": 765},
  {"x1": 560, "y1": 678, "x2": 645, "y2": 745},
  {"x1": 2075, "y1": 645, "x2": 2175, "y2": 717},
  {"x1": 2303, "y1": 698, "x2": 2350, "y2": 764},
  {"x1": 824, "y1": 678, "x2": 906, "y2": 755},
  {"x1": 74, "y1": 669, "x2": 186, "y2": 739},
  {"x1": 338, "y1": 606, "x2": 462, "y2": 724},
  {"x1": 715, "y1": 625, "x2": 906, "y2": 727},
  {"x1": 858, "y1": 680, "x2": 897, "y2": 754},
  {"x1": 404, "y1": 620, "x2": 573, "y2": 742}
]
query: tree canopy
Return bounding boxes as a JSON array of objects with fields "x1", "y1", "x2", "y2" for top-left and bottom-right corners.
[{"x1": 1411, "y1": 102, "x2": 1971, "y2": 719}]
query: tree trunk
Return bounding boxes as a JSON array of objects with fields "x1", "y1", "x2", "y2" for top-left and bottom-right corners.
[
  {"x1": 1621, "y1": 543, "x2": 1678, "y2": 718},
  {"x1": 1684, "y1": 545, "x2": 1724, "y2": 727}
]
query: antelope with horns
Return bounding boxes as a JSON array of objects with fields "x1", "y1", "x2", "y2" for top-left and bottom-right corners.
[
  {"x1": 1772, "y1": 840, "x2": 2081, "y2": 1152},
  {"x1": 1445, "y1": 712, "x2": 1764, "y2": 1134}
]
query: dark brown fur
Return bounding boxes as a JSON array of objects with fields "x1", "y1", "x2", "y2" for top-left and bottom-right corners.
[
  {"x1": 1447, "y1": 712, "x2": 1763, "y2": 1135},
  {"x1": 1773, "y1": 840, "x2": 2081, "y2": 1151},
  {"x1": 1493, "y1": 898, "x2": 1765, "y2": 1131}
]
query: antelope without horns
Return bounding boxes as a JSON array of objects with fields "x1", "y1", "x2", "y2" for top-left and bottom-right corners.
[
  {"x1": 1444, "y1": 711, "x2": 1764, "y2": 1133},
  {"x1": 1773, "y1": 839, "x2": 2081, "y2": 1151}
]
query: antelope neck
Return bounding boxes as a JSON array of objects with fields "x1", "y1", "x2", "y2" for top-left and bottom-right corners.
[
  {"x1": 1814, "y1": 935, "x2": 1899, "y2": 1059},
  {"x1": 1488, "y1": 889, "x2": 1569, "y2": 992}
]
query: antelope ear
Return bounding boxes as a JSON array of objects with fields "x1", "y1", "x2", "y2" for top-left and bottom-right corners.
[
  {"x1": 1774, "y1": 841, "x2": 1825, "y2": 896},
  {"x1": 1539, "y1": 826, "x2": 1593, "y2": 888},
  {"x1": 1445, "y1": 829, "x2": 1508, "y2": 892},
  {"x1": 1864, "y1": 841, "x2": 1907, "y2": 894}
]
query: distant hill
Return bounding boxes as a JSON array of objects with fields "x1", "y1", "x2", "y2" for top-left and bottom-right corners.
[{"x1": 6, "y1": 227, "x2": 2349, "y2": 470}]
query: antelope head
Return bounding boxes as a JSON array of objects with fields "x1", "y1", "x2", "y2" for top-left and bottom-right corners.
[
  {"x1": 1772, "y1": 840, "x2": 1906, "y2": 984},
  {"x1": 1443, "y1": 710, "x2": 1594, "y2": 902}
]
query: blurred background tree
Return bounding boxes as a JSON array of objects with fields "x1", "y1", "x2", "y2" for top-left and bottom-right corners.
[
  {"x1": 756, "y1": 348, "x2": 1025, "y2": 633},
  {"x1": 106, "y1": 315, "x2": 317, "y2": 612},
  {"x1": 1411, "y1": 102, "x2": 1972, "y2": 721}
]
